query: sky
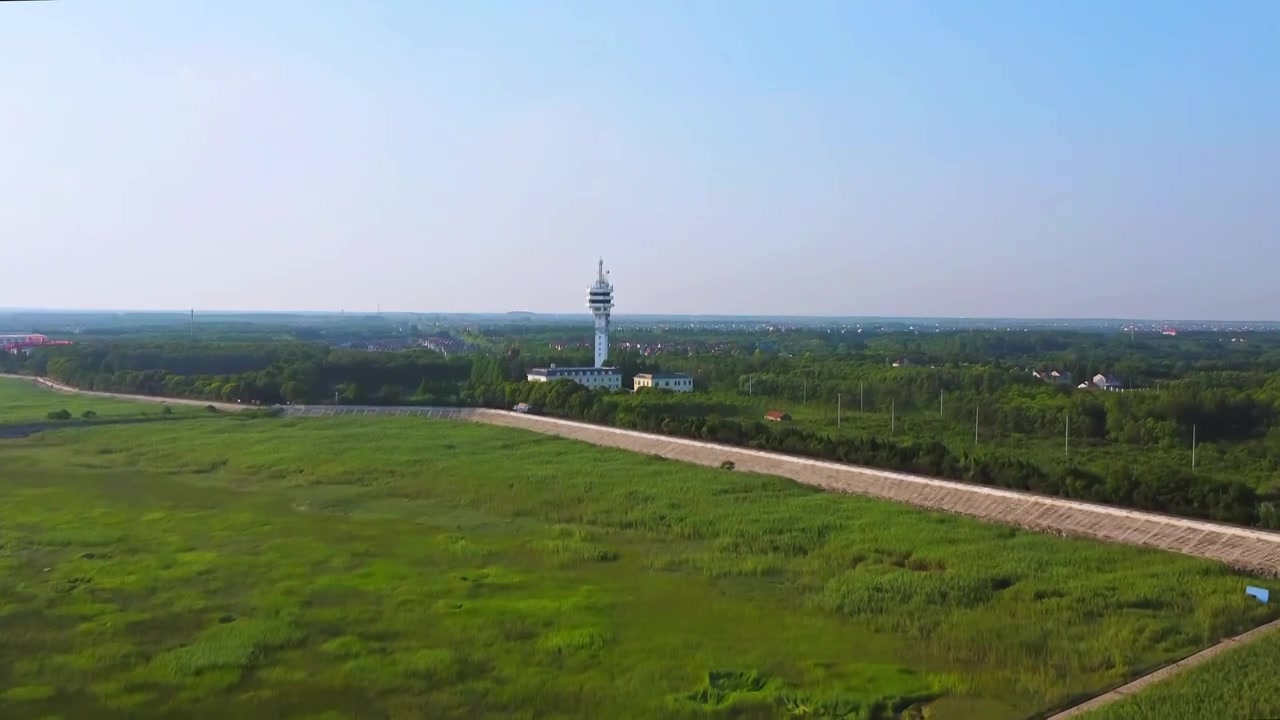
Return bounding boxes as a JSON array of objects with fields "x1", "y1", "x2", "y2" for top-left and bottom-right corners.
[{"x1": 2, "y1": 2, "x2": 1277, "y2": 320}]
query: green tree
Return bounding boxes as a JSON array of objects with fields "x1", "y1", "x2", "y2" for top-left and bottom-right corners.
[
  {"x1": 281, "y1": 381, "x2": 310, "y2": 404},
  {"x1": 378, "y1": 385, "x2": 402, "y2": 405}
]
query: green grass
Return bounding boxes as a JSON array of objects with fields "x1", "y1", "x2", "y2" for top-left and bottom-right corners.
[
  {"x1": 0, "y1": 378, "x2": 201, "y2": 425},
  {"x1": 1080, "y1": 626, "x2": 1280, "y2": 720},
  {"x1": 1, "y1": 686, "x2": 56, "y2": 702},
  {"x1": 0, "y1": 413, "x2": 1276, "y2": 719}
]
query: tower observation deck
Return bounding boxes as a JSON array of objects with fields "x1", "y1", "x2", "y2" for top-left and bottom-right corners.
[{"x1": 588, "y1": 258, "x2": 614, "y2": 367}]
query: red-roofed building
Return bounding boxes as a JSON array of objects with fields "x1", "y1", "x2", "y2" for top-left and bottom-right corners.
[{"x1": 0, "y1": 334, "x2": 72, "y2": 355}]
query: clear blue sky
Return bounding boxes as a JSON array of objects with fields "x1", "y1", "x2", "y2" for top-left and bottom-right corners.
[{"x1": 3, "y1": 1, "x2": 1277, "y2": 319}]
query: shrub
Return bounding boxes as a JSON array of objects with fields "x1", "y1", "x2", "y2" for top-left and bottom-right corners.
[
  {"x1": 161, "y1": 406, "x2": 174, "y2": 415},
  {"x1": 46, "y1": 409, "x2": 72, "y2": 421},
  {"x1": 720, "y1": 460, "x2": 736, "y2": 471},
  {"x1": 205, "y1": 405, "x2": 219, "y2": 413},
  {"x1": 81, "y1": 410, "x2": 98, "y2": 419},
  {"x1": 147, "y1": 616, "x2": 305, "y2": 678}
]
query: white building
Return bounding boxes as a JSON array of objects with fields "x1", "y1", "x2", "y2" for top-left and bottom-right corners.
[
  {"x1": 527, "y1": 365, "x2": 622, "y2": 390},
  {"x1": 0, "y1": 333, "x2": 47, "y2": 344},
  {"x1": 633, "y1": 372, "x2": 694, "y2": 393},
  {"x1": 1092, "y1": 373, "x2": 1124, "y2": 391}
]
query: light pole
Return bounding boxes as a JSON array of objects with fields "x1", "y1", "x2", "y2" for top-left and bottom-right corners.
[{"x1": 1192, "y1": 424, "x2": 1197, "y2": 470}]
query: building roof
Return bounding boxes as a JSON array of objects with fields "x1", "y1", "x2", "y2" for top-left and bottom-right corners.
[
  {"x1": 634, "y1": 372, "x2": 691, "y2": 380},
  {"x1": 528, "y1": 366, "x2": 621, "y2": 378}
]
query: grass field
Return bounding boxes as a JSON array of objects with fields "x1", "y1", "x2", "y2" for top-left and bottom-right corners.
[
  {"x1": 1081, "y1": 629, "x2": 1280, "y2": 720},
  {"x1": 0, "y1": 399, "x2": 1277, "y2": 719},
  {"x1": 0, "y1": 377, "x2": 200, "y2": 424}
]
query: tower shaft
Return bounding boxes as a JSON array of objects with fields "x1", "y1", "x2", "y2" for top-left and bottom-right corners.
[{"x1": 594, "y1": 314, "x2": 609, "y2": 367}]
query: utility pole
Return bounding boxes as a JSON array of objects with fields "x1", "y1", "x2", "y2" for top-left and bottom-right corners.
[
  {"x1": 859, "y1": 381, "x2": 864, "y2": 413},
  {"x1": 1065, "y1": 412, "x2": 1070, "y2": 459},
  {"x1": 974, "y1": 404, "x2": 979, "y2": 446},
  {"x1": 891, "y1": 399, "x2": 895, "y2": 435},
  {"x1": 940, "y1": 390, "x2": 944, "y2": 417},
  {"x1": 1192, "y1": 424, "x2": 1197, "y2": 470},
  {"x1": 803, "y1": 378, "x2": 807, "y2": 405},
  {"x1": 189, "y1": 309, "x2": 194, "y2": 340},
  {"x1": 837, "y1": 393, "x2": 842, "y2": 429}
]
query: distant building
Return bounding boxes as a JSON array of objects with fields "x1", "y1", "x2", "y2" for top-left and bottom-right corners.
[
  {"x1": 0, "y1": 333, "x2": 47, "y2": 344},
  {"x1": 418, "y1": 336, "x2": 474, "y2": 355},
  {"x1": 0, "y1": 333, "x2": 71, "y2": 355},
  {"x1": 527, "y1": 366, "x2": 622, "y2": 391},
  {"x1": 633, "y1": 372, "x2": 694, "y2": 393},
  {"x1": 764, "y1": 410, "x2": 792, "y2": 422},
  {"x1": 1091, "y1": 373, "x2": 1124, "y2": 391},
  {"x1": 1034, "y1": 369, "x2": 1073, "y2": 386}
]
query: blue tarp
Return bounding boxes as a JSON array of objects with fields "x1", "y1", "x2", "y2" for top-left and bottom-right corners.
[{"x1": 1246, "y1": 586, "x2": 1270, "y2": 603}]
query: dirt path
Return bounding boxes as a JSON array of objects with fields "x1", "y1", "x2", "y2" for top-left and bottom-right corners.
[{"x1": 1044, "y1": 616, "x2": 1280, "y2": 718}]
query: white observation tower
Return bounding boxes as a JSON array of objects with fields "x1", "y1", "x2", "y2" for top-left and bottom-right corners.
[
  {"x1": 524, "y1": 257, "x2": 623, "y2": 390},
  {"x1": 588, "y1": 258, "x2": 614, "y2": 367}
]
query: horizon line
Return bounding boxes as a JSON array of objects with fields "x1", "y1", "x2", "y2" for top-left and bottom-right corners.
[{"x1": 1, "y1": 308, "x2": 1279, "y2": 325}]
